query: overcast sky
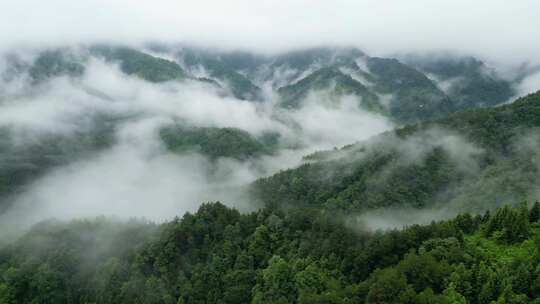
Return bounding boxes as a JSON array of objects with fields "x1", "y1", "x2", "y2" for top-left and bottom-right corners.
[{"x1": 0, "y1": 0, "x2": 539, "y2": 63}]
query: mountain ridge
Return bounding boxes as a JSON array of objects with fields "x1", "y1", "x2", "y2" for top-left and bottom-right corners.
[{"x1": 1, "y1": 45, "x2": 519, "y2": 124}]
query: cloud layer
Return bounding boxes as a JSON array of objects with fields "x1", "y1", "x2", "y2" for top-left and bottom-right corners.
[
  {"x1": 1, "y1": 1, "x2": 539, "y2": 65},
  {"x1": 0, "y1": 56, "x2": 393, "y2": 233}
]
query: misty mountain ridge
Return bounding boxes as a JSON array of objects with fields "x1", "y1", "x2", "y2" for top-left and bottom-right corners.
[
  {"x1": 0, "y1": 44, "x2": 535, "y2": 225},
  {"x1": 1, "y1": 44, "x2": 520, "y2": 124}
]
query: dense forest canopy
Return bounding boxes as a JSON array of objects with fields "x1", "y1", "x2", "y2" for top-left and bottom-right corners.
[{"x1": 0, "y1": 201, "x2": 539, "y2": 303}]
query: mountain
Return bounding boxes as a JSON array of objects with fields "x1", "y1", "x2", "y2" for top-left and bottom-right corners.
[
  {"x1": 91, "y1": 46, "x2": 187, "y2": 82},
  {"x1": 176, "y1": 48, "x2": 265, "y2": 100},
  {"x1": 0, "y1": 45, "x2": 529, "y2": 215},
  {"x1": 365, "y1": 57, "x2": 452, "y2": 122},
  {"x1": 0, "y1": 46, "x2": 188, "y2": 86},
  {"x1": 274, "y1": 52, "x2": 454, "y2": 122},
  {"x1": 403, "y1": 54, "x2": 515, "y2": 110},
  {"x1": 277, "y1": 67, "x2": 382, "y2": 112},
  {"x1": 265, "y1": 48, "x2": 515, "y2": 123},
  {"x1": 252, "y1": 91, "x2": 540, "y2": 213},
  {"x1": 1, "y1": 45, "x2": 519, "y2": 124},
  {"x1": 265, "y1": 47, "x2": 365, "y2": 83}
]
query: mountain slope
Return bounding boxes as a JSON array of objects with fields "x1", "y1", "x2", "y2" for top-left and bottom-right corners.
[
  {"x1": 366, "y1": 57, "x2": 453, "y2": 122},
  {"x1": 28, "y1": 50, "x2": 85, "y2": 83},
  {"x1": 277, "y1": 67, "x2": 382, "y2": 112},
  {"x1": 92, "y1": 46, "x2": 187, "y2": 82},
  {"x1": 178, "y1": 48, "x2": 264, "y2": 100},
  {"x1": 0, "y1": 202, "x2": 538, "y2": 303},
  {"x1": 272, "y1": 48, "x2": 512, "y2": 124},
  {"x1": 272, "y1": 48, "x2": 456, "y2": 123},
  {"x1": 1, "y1": 46, "x2": 189, "y2": 85},
  {"x1": 252, "y1": 91, "x2": 540, "y2": 213},
  {"x1": 404, "y1": 55, "x2": 515, "y2": 109},
  {"x1": 1, "y1": 46, "x2": 520, "y2": 123}
]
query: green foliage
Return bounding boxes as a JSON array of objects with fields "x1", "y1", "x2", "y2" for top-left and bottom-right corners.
[
  {"x1": 530, "y1": 201, "x2": 540, "y2": 223},
  {"x1": 252, "y1": 142, "x2": 463, "y2": 211},
  {"x1": 0, "y1": 217, "x2": 157, "y2": 303},
  {"x1": 405, "y1": 55, "x2": 515, "y2": 109},
  {"x1": 484, "y1": 203, "x2": 530, "y2": 243},
  {"x1": 252, "y1": 91, "x2": 540, "y2": 213},
  {"x1": 252, "y1": 256, "x2": 296, "y2": 304},
  {"x1": 2, "y1": 202, "x2": 538, "y2": 303},
  {"x1": 278, "y1": 67, "x2": 383, "y2": 113},
  {"x1": 160, "y1": 125, "x2": 275, "y2": 160},
  {"x1": 270, "y1": 47, "x2": 363, "y2": 72},
  {"x1": 366, "y1": 57, "x2": 452, "y2": 123},
  {"x1": 13, "y1": 46, "x2": 519, "y2": 124},
  {"x1": 365, "y1": 268, "x2": 415, "y2": 304},
  {"x1": 28, "y1": 50, "x2": 85, "y2": 83},
  {"x1": 93, "y1": 46, "x2": 186, "y2": 82},
  {"x1": 181, "y1": 49, "x2": 263, "y2": 100},
  {"x1": 207, "y1": 63, "x2": 263, "y2": 101},
  {"x1": 0, "y1": 47, "x2": 537, "y2": 304},
  {"x1": 272, "y1": 49, "x2": 516, "y2": 124}
]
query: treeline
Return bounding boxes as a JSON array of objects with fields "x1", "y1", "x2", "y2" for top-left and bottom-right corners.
[{"x1": 0, "y1": 202, "x2": 539, "y2": 303}]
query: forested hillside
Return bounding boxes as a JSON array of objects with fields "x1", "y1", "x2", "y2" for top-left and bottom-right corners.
[
  {"x1": 252, "y1": 91, "x2": 540, "y2": 213},
  {"x1": 403, "y1": 54, "x2": 515, "y2": 110},
  {"x1": 160, "y1": 126, "x2": 277, "y2": 160},
  {"x1": 0, "y1": 202, "x2": 539, "y2": 303},
  {"x1": 91, "y1": 46, "x2": 187, "y2": 82}
]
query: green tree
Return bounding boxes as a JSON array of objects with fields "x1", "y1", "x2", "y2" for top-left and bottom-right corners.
[
  {"x1": 414, "y1": 288, "x2": 450, "y2": 304},
  {"x1": 397, "y1": 252, "x2": 449, "y2": 292},
  {"x1": 248, "y1": 225, "x2": 273, "y2": 267},
  {"x1": 366, "y1": 268, "x2": 415, "y2": 304},
  {"x1": 442, "y1": 283, "x2": 467, "y2": 304},
  {"x1": 530, "y1": 201, "x2": 540, "y2": 223},
  {"x1": 493, "y1": 279, "x2": 528, "y2": 304},
  {"x1": 476, "y1": 263, "x2": 496, "y2": 304},
  {"x1": 0, "y1": 283, "x2": 15, "y2": 304},
  {"x1": 252, "y1": 256, "x2": 297, "y2": 304}
]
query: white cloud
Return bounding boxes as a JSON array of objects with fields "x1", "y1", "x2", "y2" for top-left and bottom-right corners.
[
  {"x1": 288, "y1": 93, "x2": 393, "y2": 149},
  {"x1": 516, "y1": 71, "x2": 540, "y2": 96},
  {"x1": 0, "y1": 1, "x2": 538, "y2": 65},
  {"x1": 0, "y1": 57, "x2": 394, "y2": 231}
]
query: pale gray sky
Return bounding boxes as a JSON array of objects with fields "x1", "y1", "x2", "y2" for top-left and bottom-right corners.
[{"x1": 0, "y1": 0, "x2": 539, "y2": 64}]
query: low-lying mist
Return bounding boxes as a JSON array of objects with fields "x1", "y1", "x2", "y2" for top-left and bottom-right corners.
[
  {"x1": 398, "y1": 133, "x2": 539, "y2": 230},
  {"x1": 0, "y1": 54, "x2": 393, "y2": 234}
]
